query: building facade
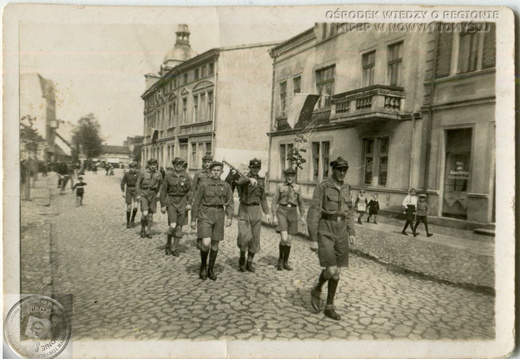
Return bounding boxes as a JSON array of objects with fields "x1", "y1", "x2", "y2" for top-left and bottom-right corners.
[
  {"x1": 141, "y1": 24, "x2": 277, "y2": 175},
  {"x1": 267, "y1": 22, "x2": 496, "y2": 225},
  {"x1": 20, "y1": 73, "x2": 60, "y2": 161},
  {"x1": 100, "y1": 145, "x2": 131, "y2": 168}
]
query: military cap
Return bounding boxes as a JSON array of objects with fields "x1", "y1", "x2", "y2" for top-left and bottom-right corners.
[
  {"x1": 330, "y1": 156, "x2": 349, "y2": 169},
  {"x1": 129, "y1": 162, "x2": 138, "y2": 168},
  {"x1": 147, "y1": 158, "x2": 158, "y2": 165},
  {"x1": 419, "y1": 193, "x2": 427, "y2": 198},
  {"x1": 209, "y1": 161, "x2": 224, "y2": 170},
  {"x1": 171, "y1": 157, "x2": 186, "y2": 166},
  {"x1": 249, "y1": 158, "x2": 262, "y2": 168},
  {"x1": 202, "y1": 154, "x2": 213, "y2": 161},
  {"x1": 284, "y1": 168, "x2": 296, "y2": 176}
]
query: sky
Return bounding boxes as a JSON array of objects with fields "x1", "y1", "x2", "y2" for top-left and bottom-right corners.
[{"x1": 19, "y1": 6, "x2": 311, "y2": 145}]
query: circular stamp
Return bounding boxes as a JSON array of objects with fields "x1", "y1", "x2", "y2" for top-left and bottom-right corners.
[{"x1": 4, "y1": 295, "x2": 71, "y2": 359}]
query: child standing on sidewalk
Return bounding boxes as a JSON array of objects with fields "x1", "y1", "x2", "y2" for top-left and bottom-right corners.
[
  {"x1": 355, "y1": 190, "x2": 368, "y2": 224},
  {"x1": 413, "y1": 193, "x2": 433, "y2": 237},
  {"x1": 72, "y1": 176, "x2": 87, "y2": 207},
  {"x1": 366, "y1": 193, "x2": 380, "y2": 224},
  {"x1": 402, "y1": 188, "x2": 418, "y2": 235}
]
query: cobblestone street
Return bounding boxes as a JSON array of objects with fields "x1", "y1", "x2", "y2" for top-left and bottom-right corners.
[{"x1": 22, "y1": 171, "x2": 495, "y2": 341}]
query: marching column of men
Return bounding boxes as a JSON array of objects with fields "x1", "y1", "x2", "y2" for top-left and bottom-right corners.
[
  {"x1": 120, "y1": 162, "x2": 140, "y2": 228},
  {"x1": 123, "y1": 155, "x2": 354, "y2": 320}
]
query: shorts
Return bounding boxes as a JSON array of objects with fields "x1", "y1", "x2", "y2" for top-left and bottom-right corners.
[
  {"x1": 140, "y1": 189, "x2": 158, "y2": 213},
  {"x1": 76, "y1": 192, "x2": 84, "y2": 198},
  {"x1": 165, "y1": 196, "x2": 188, "y2": 226},
  {"x1": 405, "y1": 205, "x2": 416, "y2": 221},
  {"x1": 125, "y1": 187, "x2": 138, "y2": 204},
  {"x1": 317, "y1": 219, "x2": 350, "y2": 268},
  {"x1": 197, "y1": 206, "x2": 225, "y2": 242},
  {"x1": 275, "y1": 205, "x2": 299, "y2": 235}
]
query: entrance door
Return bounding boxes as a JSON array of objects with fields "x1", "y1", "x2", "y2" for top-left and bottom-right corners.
[{"x1": 442, "y1": 128, "x2": 472, "y2": 220}]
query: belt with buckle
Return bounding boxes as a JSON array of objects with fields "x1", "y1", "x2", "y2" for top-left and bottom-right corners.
[
  {"x1": 242, "y1": 203, "x2": 260, "y2": 206},
  {"x1": 321, "y1": 213, "x2": 347, "y2": 222},
  {"x1": 279, "y1": 203, "x2": 296, "y2": 208}
]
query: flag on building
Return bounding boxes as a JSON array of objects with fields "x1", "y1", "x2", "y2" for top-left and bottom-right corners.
[
  {"x1": 286, "y1": 93, "x2": 321, "y2": 129},
  {"x1": 151, "y1": 128, "x2": 159, "y2": 144}
]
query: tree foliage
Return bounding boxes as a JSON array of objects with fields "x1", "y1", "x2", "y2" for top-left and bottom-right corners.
[
  {"x1": 287, "y1": 134, "x2": 307, "y2": 170},
  {"x1": 132, "y1": 143, "x2": 142, "y2": 163},
  {"x1": 72, "y1": 113, "x2": 104, "y2": 159},
  {"x1": 20, "y1": 115, "x2": 45, "y2": 152}
]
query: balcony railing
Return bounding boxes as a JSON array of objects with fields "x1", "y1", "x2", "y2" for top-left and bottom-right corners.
[{"x1": 331, "y1": 85, "x2": 406, "y2": 123}]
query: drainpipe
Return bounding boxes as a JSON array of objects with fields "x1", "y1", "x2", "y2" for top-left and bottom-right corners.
[
  {"x1": 266, "y1": 51, "x2": 277, "y2": 193},
  {"x1": 423, "y1": 23, "x2": 441, "y2": 193}
]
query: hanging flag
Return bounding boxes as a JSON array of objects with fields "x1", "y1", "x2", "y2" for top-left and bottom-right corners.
[
  {"x1": 151, "y1": 128, "x2": 159, "y2": 144},
  {"x1": 286, "y1": 93, "x2": 321, "y2": 129}
]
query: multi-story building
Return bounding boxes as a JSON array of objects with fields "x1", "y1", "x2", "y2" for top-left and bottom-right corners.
[
  {"x1": 100, "y1": 145, "x2": 131, "y2": 168},
  {"x1": 421, "y1": 22, "x2": 496, "y2": 224},
  {"x1": 267, "y1": 22, "x2": 496, "y2": 226},
  {"x1": 141, "y1": 24, "x2": 277, "y2": 174},
  {"x1": 20, "y1": 73, "x2": 59, "y2": 161}
]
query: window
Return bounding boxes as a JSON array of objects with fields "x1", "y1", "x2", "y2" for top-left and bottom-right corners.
[
  {"x1": 179, "y1": 141, "x2": 188, "y2": 163},
  {"x1": 458, "y1": 31, "x2": 480, "y2": 73},
  {"x1": 207, "y1": 91, "x2": 214, "y2": 120},
  {"x1": 182, "y1": 98, "x2": 187, "y2": 124},
  {"x1": 315, "y1": 66, "x2": 335, "y2": 109},
  {"x1": 363, "y1": 137, "x2": 390, "y2": 186},
  {"x1": 205, "y1": 142, "x2": 212, "y2": 155},
  {"x1": 168, "y1": 104, "x2": 174, "y2": 127},
  {"x1": 200, "y1": 93, "x2": 206, "y2": 121},
  {"x1": 362, "y1": 51, "x2": 376, "y2": 87},
  {"x1": 201, "y1": 65, "x2": 206, "y2": 77},
  {"x1": 387, "y1": 42, "x2": 403, "y2": 86},
  {"x1": 280, "y1": 81, "x2": 287, "y2": 115},
  {"x1": 279, "y1": 144, "x2": 294, "y2": 174},
  {"x1": 293, "y1": 76, "x2": 301, "y2": 94},
  {"x1": 312, "y1": 141, "x2": 330, "y2": 181},
  {"x1": 193, "y1": 95, "x2": 198, "y2": 122},
  {"x1": 208, "y1": 62, "x2": 214, "y2": 75},
  {"x1": 191, "y1": 143, "x2": 197, "y2": 165},
  {"x1": 194, "y1": 68, "x2": 199, "y2": 80},
  {"x1": 183, "y1": 73, "x2": 188, "y2": 85}
]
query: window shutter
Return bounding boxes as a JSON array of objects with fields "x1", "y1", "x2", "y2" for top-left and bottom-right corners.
[
  {"x1": 482, "y1": 23, "x2": 496, "y2": 69},
  {"x1": 435, "y1": 31, "x2": 453, "y2": 78}
]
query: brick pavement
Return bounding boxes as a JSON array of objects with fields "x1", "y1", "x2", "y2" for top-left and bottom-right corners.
[{"x1": 21, "y1": 171, "x2": 495, "y2": 341}]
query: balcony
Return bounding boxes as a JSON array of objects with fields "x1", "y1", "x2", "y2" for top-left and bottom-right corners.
[
  {"x1": 178, "y1": 121, "x2": 213, "y2": 136},
  {"x1": 331, "y1": 85, "x2": 406, "y2": 124}
]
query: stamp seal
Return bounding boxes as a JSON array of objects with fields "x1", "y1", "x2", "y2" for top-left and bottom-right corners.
[{"x1": 4, "y1": 295, "x2": 71, "y2": 359}]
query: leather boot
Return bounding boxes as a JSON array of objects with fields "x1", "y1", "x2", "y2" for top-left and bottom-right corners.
[
  {"x1": 199, "y1": 250, "x2": 208, "y2": 280},
  {"x1": 165, "y1": 234, "x2": 172, "y2": 255},
  {"x1": 324, "y1": 305, "x2": 341, "y2": 320},
  {"x1": 131, "y1": 208, "x2": 138, "y2": 227},
  {"x1": 283, "y1": 246, "x2": 293, "y2": 271},
  {"x1": 140, "y1": 217, "x2": 147, "y2": 238},
  {"x1": 126, "y1": 211, "x2": 131, "y2": 228},
  {"x1": 172, "y1": 237, "x2": 180, "y2": 256},
  {"x1": 207, "y1": 250, "x2": 218, "y2": 281},
  {"x1": 246, "y1": 252, "x2": 255, "y2": 272},
  {"x1": 277, "y1": 244, "x2": 284, "y2": 271},
  {"x1": 239, "y1": 251, "x2": 246, "y2": 272}
]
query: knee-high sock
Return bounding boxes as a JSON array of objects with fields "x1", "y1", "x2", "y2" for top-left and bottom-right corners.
[{"x1": 326, "y1": 278, "x2": 339, "y2": 305}]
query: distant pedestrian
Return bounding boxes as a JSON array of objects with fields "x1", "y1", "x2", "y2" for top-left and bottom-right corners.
[
  {"x1": 121, "y1": 162, "x2": 140, "y2": 228},
  {"x1": 355, "y1": 190, "x2": 368, "y2": 224},
  {"x1": 56, "y1": 162, "x2": 70, "y2": 195},
  {"x1": 308, "y1": 156, "x2": 356, "y2": 321},
  {"x1": 271, "y1": 168, "x2": 305, "y2": 271},
  {"x1": 160, "y1": 158, "x2": 192, "y2": 257},
  {"x1": 72, "y1": 176, "x2": 87, "y2": 206},
  {"x1": 225, "y1": 169, "x2": 241, "y2": 195},
  {"x1": 413, "y1": 194, "x2": 433, "y2": 237},
  {"x1": 402, "y1": 188, "x2": 418, "y2": 236},
  {"x1": 366, "y1": 193, "x2": 380, "y2": 224},
  {"x1": 191, "y1": 161, "x2": 234, "y2": 281},
  {"x1": 136, "y1": 159, "x2": 163, "y2": 238},
  {"x1": 191, "y1": 154, "x2": 213, "y2": 248},
  {"x1": 236, "y1": 158, "x2": 271, "y2": 273}
]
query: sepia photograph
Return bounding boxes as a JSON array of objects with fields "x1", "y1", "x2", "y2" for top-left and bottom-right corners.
[{"x1": 2, "y1": 3, "x2": 515, "y2": 359}]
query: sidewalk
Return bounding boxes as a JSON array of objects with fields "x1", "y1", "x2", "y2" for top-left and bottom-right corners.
[
  {"x1": 20, "y1": 174, "x2": 55, "y2": 296},
  {"x1": 246, "y1": 196, "x2": 495, "y2": 292}
]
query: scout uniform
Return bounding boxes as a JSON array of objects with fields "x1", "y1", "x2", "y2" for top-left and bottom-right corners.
[
  {"x1": 136, "y1": 159, "x2": 162, "y2": 238},
  {"x1": 191, "y1": 161, "x2": 234, "y2": 281},
  {"x1": 120, "y1": 162, "x2": 140, "y2": 228},
  {"x1": 236, "y1": 158, "x2": 270, "y2": 273},
  {"x1": 192, "y1": 154, "x2": 213, "y2": 248},
  {"x1": 413, "y1": 194, "x2": 433, "y2": 237},
  {"x1": 160, "y1": 157, "x2": 192, "y2": 256},
  {"x1": 308, "y1": 157, "x2": 355, "y2": 321},
  {"x1": 271, "y1": 168, "x2": 305, "y2": 271}
]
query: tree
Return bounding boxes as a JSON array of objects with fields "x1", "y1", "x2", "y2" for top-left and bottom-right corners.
[
  {"x1": 72, "y1": 113, "x2": 104, "y2": 160},
  {"x1": 132, "y1": 143, "x2": 142, "y2": 163},
  {"x1": 287, "y1": 134, "x2": 307, "y2": 170}
]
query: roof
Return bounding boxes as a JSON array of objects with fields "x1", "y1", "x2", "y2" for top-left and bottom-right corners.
[{"x1": 102, "y1": 145, "x2": 130, "y2": 155}]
